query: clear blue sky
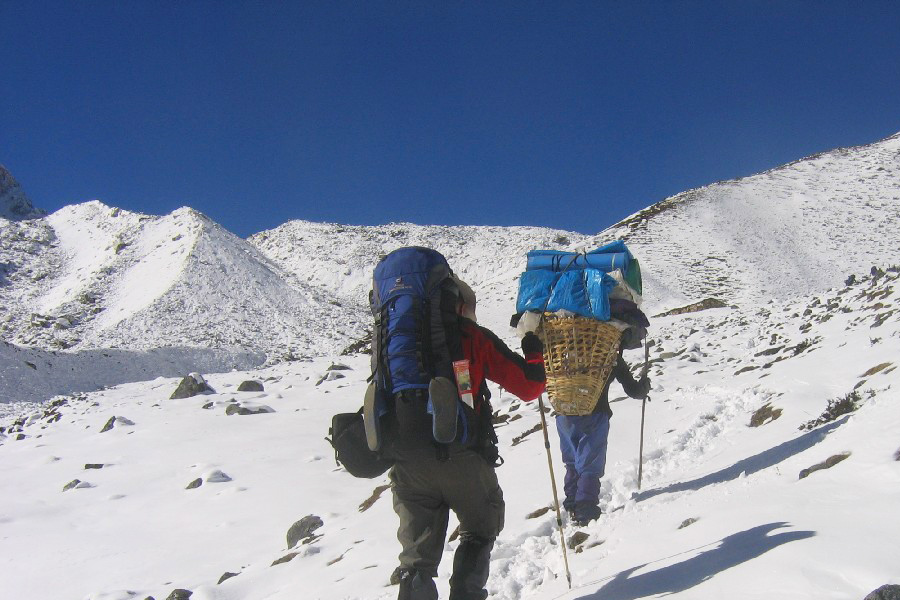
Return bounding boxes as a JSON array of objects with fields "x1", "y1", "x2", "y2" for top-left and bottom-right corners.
[{"x1": 2, "y1": 2, "x2": 899, "y2": 238}]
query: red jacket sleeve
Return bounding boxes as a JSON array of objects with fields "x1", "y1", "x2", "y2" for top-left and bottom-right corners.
[{"x1": 464, "y1": 321, "x2": 546, "y2": 402}]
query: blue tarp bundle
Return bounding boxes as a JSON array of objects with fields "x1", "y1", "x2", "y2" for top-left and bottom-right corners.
[
  {"x1": 516, "y1": 241, "x2": 637, "y2": 321},
  {"x1": 525, "y1": 240, "x2": 632, "y2": 273}
]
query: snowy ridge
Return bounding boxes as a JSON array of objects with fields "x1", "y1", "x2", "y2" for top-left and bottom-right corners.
[
  {"x1": 248, "y1": 222, "x2": 582, "y2": 333},
  {"x1": 606, "y1": 131, "x2": 900, "y2": 308}
]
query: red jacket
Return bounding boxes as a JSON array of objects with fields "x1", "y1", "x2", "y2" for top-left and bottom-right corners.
[{"x1": 459, "y1": 319, "x2": 546, "y2": 407}]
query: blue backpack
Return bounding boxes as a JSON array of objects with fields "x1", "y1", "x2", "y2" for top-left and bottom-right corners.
[{"x1": 365, "y1": 247, "x2": 471, "y2": 453}]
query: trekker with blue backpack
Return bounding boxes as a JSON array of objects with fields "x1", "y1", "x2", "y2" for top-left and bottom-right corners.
[{"x1": 365, "y1": 247, "x2": 546, "y2": 600}]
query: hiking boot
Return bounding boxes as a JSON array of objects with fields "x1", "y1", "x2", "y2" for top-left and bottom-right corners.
[
  {"x1": 429, "y1": 376, "x2": 458, "y2": 443},
  {"x1": 397, "y1": 569, "x2": 438, "y2": 600},
  {"x1": 572, "y1": 504, "x2": 602, "y2": 527}
]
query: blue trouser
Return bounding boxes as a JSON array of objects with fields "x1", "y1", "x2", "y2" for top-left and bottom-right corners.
[{"x1": 556, "y1": 413, "x2": 610, "y2": 511}]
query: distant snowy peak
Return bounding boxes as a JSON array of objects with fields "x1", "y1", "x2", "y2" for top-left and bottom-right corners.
[
  {"x1": 0, "y1": 165, "x2": 45, "y2": 220},
  {"x1": 0, "y1": 200, "x2": 362, "y2": 363}
]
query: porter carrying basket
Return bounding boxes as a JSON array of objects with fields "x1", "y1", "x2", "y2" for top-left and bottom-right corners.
[{"x1": 538, "y1": 314, "x2": 623, "y2": 416}]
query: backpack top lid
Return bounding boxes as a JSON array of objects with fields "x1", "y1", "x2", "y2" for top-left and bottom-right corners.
[{"x1": 372, "y1": 247, "x2": 452, "y2": 306}]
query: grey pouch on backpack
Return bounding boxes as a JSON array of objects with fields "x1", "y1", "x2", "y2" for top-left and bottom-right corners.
[
  {"x1": 429, "y1": 376, "x2": 459, "y2": 444},
  {"x1": 363, "y1": 382, "x2": 382, "y2": 452}
]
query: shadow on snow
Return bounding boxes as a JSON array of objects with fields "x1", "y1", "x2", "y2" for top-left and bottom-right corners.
[
  {"x1": 575, "y1": 522, "x2": 815, "y2": 600},
  {"x1": 633, "y1": 417, "x2": 848, "y2": 503}
]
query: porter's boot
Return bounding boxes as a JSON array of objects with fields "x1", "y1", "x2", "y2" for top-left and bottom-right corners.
[
  {"x1": 449, "y1": 534, "x2": 494, "y2": 600},
  {"x1": 397, "y1": 569, "x2": 438, "y2": 600}
]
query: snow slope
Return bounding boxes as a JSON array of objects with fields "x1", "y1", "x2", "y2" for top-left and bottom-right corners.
[
  {"x1": 3, "y1": 132, "x2": 899, "y2": 405},
  {"x1": 607, "y1": 132, "x2": 900, "y2": 308},
  {"x1": 0, "y1": 268, "x2": 897, "y2": 600}
]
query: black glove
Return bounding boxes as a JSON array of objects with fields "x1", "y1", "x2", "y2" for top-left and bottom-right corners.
[
  {"x1": 521, "y1": 332, "x2": 544, "y2": 355},
  {"x1": 636, "y1": 375, "x2": 651, "y2": 399}
]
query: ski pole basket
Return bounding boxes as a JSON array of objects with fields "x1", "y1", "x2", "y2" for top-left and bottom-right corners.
[{"x1": 538, "y1": 314, "x2": 623, "y2": 416}]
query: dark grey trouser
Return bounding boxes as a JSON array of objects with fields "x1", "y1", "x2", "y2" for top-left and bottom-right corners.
[{"x1": 390, "y1": 447, "x2": 505, "y2": 600}]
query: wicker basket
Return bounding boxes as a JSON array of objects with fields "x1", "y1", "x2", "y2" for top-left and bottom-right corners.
[{"x1": 538, "y1": 314, "x2": 623, "y2": 416}]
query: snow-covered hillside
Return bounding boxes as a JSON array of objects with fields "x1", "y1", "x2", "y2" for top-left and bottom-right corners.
[
  {"x1": 3, "y1": 132, "x2": 899, "y2": 405},
  {"x1": 1, "y1": 202, "x2": 369, "y2": 402},
  {"x1": 608, "y1": 132, "x2": 900, "y2": 308},
  {"x1": 1, "y1": 267, "x2": 897, "y2": 600},
  {"x1": 248, "y1": 222, "x2": 583, "y2": 334}
]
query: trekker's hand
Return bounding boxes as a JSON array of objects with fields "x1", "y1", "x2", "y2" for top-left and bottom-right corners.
[
  {"x1": 521, "y1": 332, "x2": 544, "y2": 355},
  {"x1": 637, "y1": 375, "x2": 651, "y2": 399}
]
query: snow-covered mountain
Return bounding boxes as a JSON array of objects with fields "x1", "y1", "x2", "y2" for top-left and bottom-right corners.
[
  {"x1": 0, "y1": 166, "x2": 45, "y2": 221},
  {"x1": 1, "y1": 131, "x2": 899, "y2": 600},
  {"x1": 250, "y1": 132, "x2": 900, "y2": 322},
  {"x1": 1, "y1": 202, "x2": 365, "y2": 402},
  {"x1": 1, "y1": 131, "x2": 899, "y2": 405}
]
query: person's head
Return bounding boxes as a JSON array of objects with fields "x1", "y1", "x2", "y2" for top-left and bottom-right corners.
[{"x1": 452, "y1": 275, "x2": 477, "y2": 322}]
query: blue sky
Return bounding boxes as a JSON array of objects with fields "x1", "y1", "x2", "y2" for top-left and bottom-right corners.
[{"x1": 2, "y1": 2, "x2": 899, "y2": 238}]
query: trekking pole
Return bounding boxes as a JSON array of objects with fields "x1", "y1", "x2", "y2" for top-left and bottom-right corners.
[
  {"x1": 537, "y1": 392, "x2": 572, "y2": 589},
  {"x1": 531, "y1": 249, "x2": 585, "y2": 590},
  {"x1": 637, "y1": 338, "x2": 654, "y2": 490}
]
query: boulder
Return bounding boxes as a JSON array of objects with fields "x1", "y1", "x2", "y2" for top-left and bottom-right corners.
[
  {"x1": 865, "y1": 585, "x2": 900, "y2": 600},
  {"x1": 225, "y1": 403, "x2": 274, "y2": 416},
  {"x1": 287, "y1": 515, "x2": 324, "y2": 549},
  {"x1": 218, "y1": 572, "x2": 239, "y2": 584},
  {"x1": 100, "y1": 416, "x2": 135, "y2": 432},
  {"x1": 165, "y1": 590, "x2": 192, "y2": 600},
  {"x1": 171, "y1": 373, "x2": 213, "y2": 399},
  {"x1": 237, "y1": 380, "x2": 264, "y2": 392},
  {"x1": 185, "y1": 478, "x2": 203, "y2": 490}
]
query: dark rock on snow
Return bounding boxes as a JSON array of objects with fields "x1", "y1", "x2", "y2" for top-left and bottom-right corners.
[
  {"x1": 63, "y1": 479, "x2": 81, "y2": 491},
  {"x1": 84, "y1": 463, "x2": 105, "y2": 469},
  {"x1": 218, "y1": 572, "x2": 239, "y2": 584},
  {"x1": 799, "y1": 452, "x2": 852, "y2": 479},
  {"x1": 237, "y1": 380, "x2": 264, "y2": 392},
  {"x1": 100, "y1": 416, "x2": 135, "y2": 432},
  {"x1": 749, "y1": 403, "x2": 783, "y2": 427},
  {"x1": 165, "y1": 589, "x2": 192, "y2": 600},
  {"x1": 567, "y1": 531, "x2": 590, "y2": 550},
  {"x1": 865, "y1": 585, "x2": 900, "y2": 600},
  {"x1": 225, "y1": 403, "x2": 274, "y2": 416},
  {"x1": 287, "y1": 515, "x2": 324, "y2": 549},
  {"x1": 170, "y1": 374, "x2": 213, "y2": 399},
  {"x1": 186, "y1": 478, "x2": 203, "y2": 490},
  {"x1": 271, "y1": 553, "x2": 298, "y2": 566}
]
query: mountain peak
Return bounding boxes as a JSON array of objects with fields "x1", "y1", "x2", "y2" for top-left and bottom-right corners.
[{"x1": 0, "y1": 166, "x2": 46, "y2": 220}]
